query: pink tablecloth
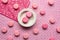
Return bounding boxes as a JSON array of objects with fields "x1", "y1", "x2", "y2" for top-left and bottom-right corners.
[{"x1": 0, "y1": 0, "x2": 60, "y2": 40}]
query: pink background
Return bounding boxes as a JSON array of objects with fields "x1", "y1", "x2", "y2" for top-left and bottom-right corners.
[{"x1": 0, "y1": 0, "x2": 60, "y2": 40}]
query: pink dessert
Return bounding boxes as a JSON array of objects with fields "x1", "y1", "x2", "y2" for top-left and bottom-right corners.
[
  {"x1": 8, "y1": 21, "x2": 14, "y2": 27},
  {"x1": 49, "y1": 18, "x2": 55, "y2": 24},
  {"x1": 48, "y1": 0, "x2": 54, "y2": 6},
  {"x1": 13, "y1": 3, "x2": 19, "y2": 10},
  {"x1": 7, "y1": 35, "x2": 13, "y2": 40},
  {"x1": 1, "y1": 0, "x2": 8, "y2": 4},
  {"x1": 26, "y1": 12, "x2": 33, "y2": 18},
  {"x1": 49, "y1": 37, "x2": 55, "y2": 40},
  {"x1": 22, "y1": 17, "x2": 29, "y2": 24},
  {"x1": 42, "y1": 24, "x2": 48, "y2": 29},
  {"x1": 23, "y1": 33, "x2": 29, "y2": 39},
  {"x1": 14, "y1": 30, "x2": 20, "y2": 37},
  {"x1": 33, "y1": 28, "x2": 39, "y2": 35},
  {"x1": 1, "y1": 27, "x2": 7, "y2": 33},
  {"x1": 32, "y1": 3, "x2": 38, "y2": 9},
  {"x1": 56, "y1": 27, "x2": 60, "y2": 33},
  {"x1": 40, "y1": 10, "x2": 45, "y2": 15}
]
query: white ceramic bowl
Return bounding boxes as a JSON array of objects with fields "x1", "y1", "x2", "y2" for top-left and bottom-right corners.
[{"x1": 18, "y1": 8, "x2": 36, "y2": 27}]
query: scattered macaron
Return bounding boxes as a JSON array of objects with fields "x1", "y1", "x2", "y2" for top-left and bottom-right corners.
[
  {"x1": 7, "y1": 35, "x2": 13, "y2": 40},
  {"x1": 23, "y1": 33, "x2": 29, "y2": 39},
  {"x1": 22, "y1": 17, "x2": 29, "y2": 24},
  {"x1": 33, "y1": 28, "x2": 39, "y2": 35},
  {"x1": 42, "y1": 24, "x2": 48, "y2": 30},
  {"x1": 40, "y1": 10, "x2": 45, "y2": 15},
  {"x1": 8, "y1": 21, "x2": 14, "y2": 27},
  {"x1": 14, "y1": 30, "x2": 20, "y2": 37},
  {"x1": 49, "y1": 18, "x2": 55, "y2": 24},
  {"x1": 48, "y1": 0, "x2": 54, "y2": 6},
  {"x1": 1, "y1": 0, "x2": 8, "y2": 4},
  {"x1": 56, "y1": 27, "x2": 60, "y2": 33},
  {"x1": 32, "y1": 3, "x2": 38, "y2": 9},
  {"x1": 26, "y1": 12, "x2": 33, "y2": 18},
  {"x1": 49, "y1": 37, "x2": 55, "y2": 40},
  {"x1": 13, "y1": 3, "x2": 19, "y2": 10},
  {"x1": 1, "y1": 27, "x2": 7, "y2": 33}
]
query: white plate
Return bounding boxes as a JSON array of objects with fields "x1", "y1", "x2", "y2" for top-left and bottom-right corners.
[{"x1": 18, "y1": 8, "x2": 36, "y2": 27}]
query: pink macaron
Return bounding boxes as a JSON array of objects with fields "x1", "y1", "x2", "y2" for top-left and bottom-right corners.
[
  {"x1": 8, "y1": 21, "x2": 14, "y2": 27},
  {"x1": 33, "y1": 28, "x2": 39, "y2": 35},
  {"x1": 32, "y1": 3, "x2": 38, "y2": 9},
  {"x1": 26, "y1": 12, "x2": 33, "y2": 18},
  {"x1": 22, "y1": 17, "x2": 29, "y2": 24},
  {"x1": 1, "y1": 27, "x2": 7, "y2": 33},
  {"x1": 23, "y1": 32, "x2": 29, "y2": 39},
  {"x1": 42, "y1": 24, "x2": 48, "y2": 30},
  {"x1": 14, "y1": 30, "x2": 20, "y2": 37}
]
